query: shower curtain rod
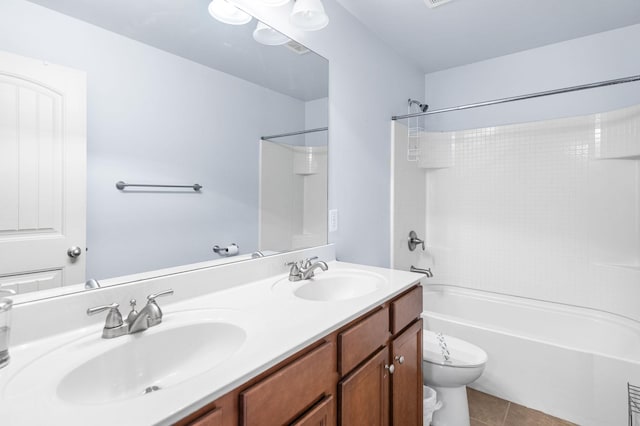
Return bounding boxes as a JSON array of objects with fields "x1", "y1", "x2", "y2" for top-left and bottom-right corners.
[
  {"x1": 261, "y1": 127, "x2": 328, "y2": 140},
  {"x1": 391, "y1": 74, "x2": 640, "y2": 121}
]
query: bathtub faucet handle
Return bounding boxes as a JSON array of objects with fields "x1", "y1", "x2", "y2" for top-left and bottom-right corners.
[{"x1": 408, "y1": 231, "x2": 425, "y2": 251}]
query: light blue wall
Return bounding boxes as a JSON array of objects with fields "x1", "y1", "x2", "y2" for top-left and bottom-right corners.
[
  {"x1": 0, "y1": 0, "x2": 308, "y2": 280},
  {"x1": 235, "y1": 0, "x2": 426, "y2": 267},
  {"x1": 424, "y1": 24, "x2": 640, "y2": 131}
]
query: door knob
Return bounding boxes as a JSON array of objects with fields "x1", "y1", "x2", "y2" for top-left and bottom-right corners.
[
  {"x1": 67, "y1": 246, "x2": 82, "y2": 258},
  {"x1": 394, "y1": 355, "x2": 405, "y2": 364},
  {"x1": 385, "y1": 364, "x2": 395, "y2": 374}
]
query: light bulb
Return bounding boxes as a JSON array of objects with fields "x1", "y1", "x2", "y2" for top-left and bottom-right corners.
[
  {"x1": 208, "y1": 0, "x2": 252, "y2": 25},
  {"x1": 253, "y1": 22, "x2": 290, "y2": 46},
  {"x1": 262, "y1": 0, "x2": 290, "y2": 6},
  {"x1": 290, "y1": 0, "x2": 329, "y2": 31}
]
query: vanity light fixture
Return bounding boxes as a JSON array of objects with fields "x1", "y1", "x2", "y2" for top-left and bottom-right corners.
[
  {"x1": 208, "y1": 0, "x2": 252, "y2": 25},
  {"x1": 290, "y1": 0, "x2": 329, "y2": 31},
  {"x1": 253, "y1": 22, "x2": 291, "y2": 45},
  {"x1": 261, "y1": 0, "x2": 290, "y2": 6}
]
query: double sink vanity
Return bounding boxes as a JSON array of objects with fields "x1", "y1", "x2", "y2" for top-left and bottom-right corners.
[{"x1": 0, "y1": 247, "x2": 423, "y2": 425}]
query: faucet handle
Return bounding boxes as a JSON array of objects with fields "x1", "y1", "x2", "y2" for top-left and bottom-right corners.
[
  {"x1": 302, "y1": 256, "x2": 318, "y2": 269},
  {"x1": 87, "y1": 303, "x2": 123, "y2": 329},
  {"x1": 126, "y1": 299, "x2": 139, "y2": 324},
  {"x1": 147, "y1": 289, "x2": 174, "y2": 302},
  {"x1": 285, "y1": 261, "x2": 302, "y2": 273}
]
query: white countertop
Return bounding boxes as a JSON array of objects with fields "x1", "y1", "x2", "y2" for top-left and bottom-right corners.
[{"x1": 0, "y1": 261, "x2": 421, "y2": 426}]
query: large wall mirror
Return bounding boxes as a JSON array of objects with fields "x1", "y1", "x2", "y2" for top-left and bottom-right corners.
[{"x1": 0, "y1": 0, "x2": 328, "y2": 299}]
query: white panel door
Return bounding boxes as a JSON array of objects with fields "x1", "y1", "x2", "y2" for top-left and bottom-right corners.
[{"x1": 0, "y1": 51, "x2": 86, "y2": 293}]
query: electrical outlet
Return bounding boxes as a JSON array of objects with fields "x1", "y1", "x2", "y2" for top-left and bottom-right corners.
[{"x1": 329, "y1": 209, "x2": 338, "y2": 232}]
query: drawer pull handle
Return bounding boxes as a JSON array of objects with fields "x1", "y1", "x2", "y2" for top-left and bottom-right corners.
[
  {"x1": 385, "y1": 364, "x2": 395, "y2": 374},
  {"x1": 394, "y1": 355, "x2": 405, "y2": 365}
]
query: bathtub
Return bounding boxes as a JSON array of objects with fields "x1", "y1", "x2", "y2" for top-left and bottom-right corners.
[{"x1": 422, "y1": 284, "x2": 640, "y2": 425}]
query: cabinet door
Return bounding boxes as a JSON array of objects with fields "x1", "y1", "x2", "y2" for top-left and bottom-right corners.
[
  {"x1": 292, "y1": 395, "x2": 335, "y2": 426},
  {"x1": 339, "y1": 347, "x2": 390, "y2": 426},
  {"x1": 390, "y1": 320, "x2": 423, "y2": 426}
]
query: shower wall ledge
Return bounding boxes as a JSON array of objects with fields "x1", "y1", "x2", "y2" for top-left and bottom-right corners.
[{"x1": 595, "y1": 263, "x2": 640, "y2": 273}]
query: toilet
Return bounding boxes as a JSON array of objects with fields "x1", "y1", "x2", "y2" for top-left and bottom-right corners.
[{"x1": 423, "y1": 330, "x2": 488, "y2": 426}]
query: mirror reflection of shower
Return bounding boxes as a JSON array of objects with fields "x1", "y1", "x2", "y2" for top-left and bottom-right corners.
[{"x1": 407, "y1": 98, "x2": 429, "y2": 161}]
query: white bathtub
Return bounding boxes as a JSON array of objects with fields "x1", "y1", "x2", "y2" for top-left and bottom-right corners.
[{"x1": 422, "y1": 284, "x2": 640, "y2": 425}]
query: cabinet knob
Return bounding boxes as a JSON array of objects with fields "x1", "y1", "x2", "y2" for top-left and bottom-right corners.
[
  {"x1": 394, "y1": 355, "x2": 405, "y2": 365},
  {"x1": 385, "y1": 364, "x2": 395, "y2": 374}
]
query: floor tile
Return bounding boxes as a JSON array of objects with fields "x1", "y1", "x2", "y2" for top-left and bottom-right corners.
[
  {"x1": 467, "y1": 388, "x2": 509, "y2": 426},
  {"x1": 503, "y1": 403, "x2": 576, "y2": 426},
  {"x1": 470, "y1": 418, "x2": 491, "y2": 426}
]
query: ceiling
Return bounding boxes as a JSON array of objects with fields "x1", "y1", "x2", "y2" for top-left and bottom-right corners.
[
  {"x1": 27, "y1": 0, "x2": 328, "y2": 101},
  {"x1": 335, "y1": 0, "x2": 640, "y2": 73}
]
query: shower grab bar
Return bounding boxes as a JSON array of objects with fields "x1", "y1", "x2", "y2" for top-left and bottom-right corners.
[
  {"x1": 115, "y1": 181, "x2": 202, "y2": 191},
  {"x1": 392, "y1": 74, "x2": 640, "y2": 121},
  {"x1": 261, "y1": 127, "x2": 328, "y2": 140},
  {"x1": 410, "y1": 265, "x2": 433, "y2": 278}
]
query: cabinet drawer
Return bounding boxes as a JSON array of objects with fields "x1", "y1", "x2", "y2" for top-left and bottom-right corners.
[
  {"x1": 390, "y1": 286, "x2": 422, "y2": 335},
  {"x1": 338, "y1": 307, "x2": 389, "y2": 376},
  {"x1": 240, "y1": 341, "x2": 335, "y2": 426},
  {"x1": 189, "y1": 407, "x2": 223, "y2": 426},
  {"x1": 291, "y1": 394, "x2": 335, "y2": 426}
]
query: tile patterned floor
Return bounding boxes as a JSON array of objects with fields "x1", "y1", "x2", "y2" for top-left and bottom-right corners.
[{"x1": 467, "y1": 388, "x2": 577, "y2": 426}]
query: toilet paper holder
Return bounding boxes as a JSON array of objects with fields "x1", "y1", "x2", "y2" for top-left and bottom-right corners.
[{"x1": 213, "y1": 243, "x2": 239, "y2": 257}]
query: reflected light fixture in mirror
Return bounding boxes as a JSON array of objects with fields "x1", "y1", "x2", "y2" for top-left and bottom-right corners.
[
  {"x1": 253, "y1": 22, "x2": 291, "y2": 45},
  {"x1": 291, "y1": 0, "x2": 329, "y2": 31},
  {"x1": 262, "y1": 0, "x2": 291, "y2": 6},
  {"x1": 208, "y1": 0, "x2": 252, "y2": 25}
]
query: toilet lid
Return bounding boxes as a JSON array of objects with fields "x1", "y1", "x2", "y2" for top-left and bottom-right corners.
[{"x1": 423, "y1": 330, "x2": 488, "y2": 368}]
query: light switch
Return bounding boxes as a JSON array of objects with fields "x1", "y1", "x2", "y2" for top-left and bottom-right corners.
[{"x1": 329, "y1": 209, "x2": 338, "y2": 232}]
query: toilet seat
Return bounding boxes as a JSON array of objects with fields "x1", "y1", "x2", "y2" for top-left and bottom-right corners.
[{"x1": 423, "y1": 330, "x2": 487, "y2": 368}]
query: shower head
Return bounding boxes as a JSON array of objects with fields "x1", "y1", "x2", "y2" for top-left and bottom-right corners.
[{"x1": 408, "y1": 98, "x2": 429, "y2": 113}]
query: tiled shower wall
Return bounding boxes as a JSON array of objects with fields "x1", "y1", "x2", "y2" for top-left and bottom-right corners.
[{"x1": 414, "y1": 104, "x2": 640, "y2": 321}]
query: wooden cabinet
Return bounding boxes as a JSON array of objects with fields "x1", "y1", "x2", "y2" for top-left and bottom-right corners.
[
  {"x1": 240, "y1": 340, "x2": 336, "y2": 426},
  {"x1": 176, "y1": 391, "x2": 236, "y2": 426},
  {"x1": 338, "y1": 307, "x2": 389, "y2": 376},
  {"x1": 292, "y1": 395, "x2": 336, "y2": 426},
  {"x1": 176, "y1": 284, "x2": 423, "y2": 426},
  {"x1": 338, "y1": 286, "x2": 423, "y2": 426},
  {"x1": 390, "y1": 285, "x2": 422, "y2": 335},
  {"x1": 390, "y1": 320, "x2": 423, "y2": 426},
  {"x1": 188, "y1": 407, "x2": 223, "y2": 426},
  {"x1": 339, "y1": 347, "x2": 390, "y2": 426}
]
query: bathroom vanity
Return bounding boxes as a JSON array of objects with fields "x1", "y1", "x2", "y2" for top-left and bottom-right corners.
[
  {"x1": 177, "y1": 285, "x2": 423, "y2": 426},
  {"x1": 0, "y1": 249, "x2": 423, "y2": 426}
]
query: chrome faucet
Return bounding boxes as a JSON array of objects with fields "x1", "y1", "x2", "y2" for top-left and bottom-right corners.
[
  {"x1": 301, "y1": 259, "x2": 328, "y2": 279},
  {"x1": 286, "y1": 260, "x2": 304, "y2": 281},
  {"x1": 286, "y1": 257, "x2": 329, "y2": 281},
  {"x1": 87, "y1": 302, "x2": 128, "y2": 339},
  {"x1": 87, "y1": 289, "x2": 174, "y2": 339},
  {"x1": 127, "y1": 289, "x2": 173, "y2": 333}
]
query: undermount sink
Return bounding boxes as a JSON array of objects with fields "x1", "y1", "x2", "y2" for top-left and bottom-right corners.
[
  {"x1": 4, "y1": 310, "x2": 247, "y2": 406},
  {"x1": 273, "y1": 269, "x2": 388, "y2": 302}
]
